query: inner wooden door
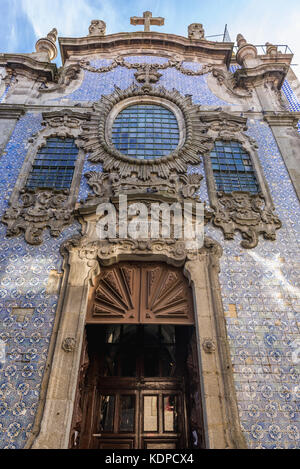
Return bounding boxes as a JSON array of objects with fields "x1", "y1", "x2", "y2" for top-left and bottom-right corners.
[{"x1": 76, "y1": 325, "x2": 190, "y2": 449}]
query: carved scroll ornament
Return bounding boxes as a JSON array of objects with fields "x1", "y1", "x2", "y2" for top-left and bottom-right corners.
[
  {"x1": 79, "y1": 55, "x2": 214, "y2": 78},
  {"x1": 212, "y1": 191, "x2": 282, "y2": 249},
  {"x1": 2, "y1": 189, "x2": 73, "y2": 245},
  {"x1": 83, "y1": 170, "x2": 203, "y2": 200}
]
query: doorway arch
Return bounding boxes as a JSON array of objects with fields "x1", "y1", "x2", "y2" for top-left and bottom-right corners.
[
  {"x1": 31, "y1": 237, "x2": 246, "y2": 449},
  {"x1": 70, "y1": 261, "x2": 203, "y2": 449}
]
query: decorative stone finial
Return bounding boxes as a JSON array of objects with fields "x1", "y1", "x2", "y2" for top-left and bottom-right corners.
[
  {"x1": 265, "y1": 42, "x2": 278, "y2": 57},
  {"x1": 236, "y1": 33, "x2": 258, "y2": 66},
  {"x1": 236, "y1": 33, "x2": 247, "y2": 48},
  {"x1": 35, "y1": 28, "x2": 58, "y2": 61},
  {"x1": 188, "y1": 23, "x2": 205, "y2": 40},
  {"x1": 88, "y1": 19, "x2": 106, "y2": 36},
  {"x1": 47, "y1": 28, "x2": 58, "y2": 43}
]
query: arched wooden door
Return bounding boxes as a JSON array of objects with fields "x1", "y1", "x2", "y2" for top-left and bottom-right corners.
[{"x1": 70, "y1": 263, "x2": 204, "y2": 449}]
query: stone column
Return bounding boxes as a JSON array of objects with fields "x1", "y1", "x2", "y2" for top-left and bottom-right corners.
[
  {"x1": 32, "y1": 250, "x2": 100, "y2": 449},
  {"x1": 264, "y1": 113, "x2": 300, "y2": 201}
]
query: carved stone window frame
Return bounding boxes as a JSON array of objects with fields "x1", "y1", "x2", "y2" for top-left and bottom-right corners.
[
  {"x1": 2, "y1": 110, "x2": 91, "y2": 245},
  {"x1": 105, "y1": 95, "x2": 186, "y2": 155},
  {"x1": 201, "y1": 112, "x2": 281, "y2": 248},
  {"x1": 202, "y1": 112, "x2": 273, "y2": 208},
  {"x1": 27, "y1": 211, "x2": 246, "y2": 449},
  {"x1": 81, "y1": 84, "x2": 211, "y2": 180}
]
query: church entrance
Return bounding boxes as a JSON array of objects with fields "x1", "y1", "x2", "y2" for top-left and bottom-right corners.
[{"x1": 70, "y1": 262, "x2": 204, "y2": 449}]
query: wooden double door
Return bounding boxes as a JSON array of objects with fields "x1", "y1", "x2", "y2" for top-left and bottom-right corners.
[{"x1": 91, "y1": 380, "x2": 187, "y2": 449}]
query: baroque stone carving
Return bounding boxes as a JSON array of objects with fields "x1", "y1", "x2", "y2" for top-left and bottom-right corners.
[
  {"x1": 84, "y1": 170, "x2": 203, "y2": 199},
  {"x1": 41, "y1": 109, "x2": 91, "y2": 132},
  {"x1": 212, "y1": 67, "x2": 252, "y2": 98},
  {"x1": 211, "y1": 191, "x2": 282, "y2": 249},
  {"x1": 202, "y1": 338, "x2": 216, "y2": 354},
  {"x1": 62, "y1": 337, "x2": 76, "y2": 352},
  {"x1": 81, "y1": 84, "x2": 212, "y2": 180},
  {"x1": 188, "y1": 23, "x2": 205, "y2": 40},
  {"x1": 88, "y1": 20, "x2": 106, "y2": 36},
  {"x1": 2, "y1": 189, "x2": 73, "y2": 245},
  {"x1": 200, "y1": 111, "x2": 248, "y2": 139},
  {"x1": 38, "y1": 64, "x2": 81, "y2": 93},
  {"x1": 79, "y1": 55, "x2": 214, "y2": 79},
  {"x1": 62, "y1": 236, "x2": 222, "y2": 269},
  {"x1": 2, "y1": 110, "x2": 90, "y2": 245}
]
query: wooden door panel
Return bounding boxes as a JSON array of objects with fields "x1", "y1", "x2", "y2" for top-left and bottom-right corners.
[
  {"x1": 143, "y1": 440, "x2": 177, "y2": 449},
  {"x1": 87, "y1": 262, "x2": 194, "y2": 325},
  {"x1": 90, "y1": 264, "x2": 140, "y2": 323},
  {"x1": 97, "y1": 439, "x2": 135, "y2": 449}
]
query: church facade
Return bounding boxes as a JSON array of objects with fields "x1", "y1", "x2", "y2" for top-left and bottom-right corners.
[{"x1": 0, "y1": 13, "x2": 299, "y2": 449}]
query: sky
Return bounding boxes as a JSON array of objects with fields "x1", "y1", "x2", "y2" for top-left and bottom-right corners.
[{"x1": 0, "y1": 0, "x2": 299, "y2": 77}]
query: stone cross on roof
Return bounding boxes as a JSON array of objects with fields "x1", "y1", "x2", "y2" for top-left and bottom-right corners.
[{"x1": 130, "y1": 11, "x2": 165, "y2": 32}]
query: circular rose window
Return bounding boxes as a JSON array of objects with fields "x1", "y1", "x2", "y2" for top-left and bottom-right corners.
[{"x1": 111, "y1": 104, "x2": 180, "y2": 160}]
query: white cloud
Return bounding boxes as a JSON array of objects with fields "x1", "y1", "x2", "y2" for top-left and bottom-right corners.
[{"x1": 20, "y1": 0, "x2": 119, "y2": 39}]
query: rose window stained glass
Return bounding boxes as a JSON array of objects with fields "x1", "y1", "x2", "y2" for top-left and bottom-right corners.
[
  {"x1": 111, "y1": 104, "x2": 180, "y2": 160},
  {"x1": 210, "y1": 140, "x2": 259, "y2": 193}
]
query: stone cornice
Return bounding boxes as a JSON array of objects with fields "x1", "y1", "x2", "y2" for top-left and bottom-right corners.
[
  {"x1": 234, "y1": 63, "x2": 288, "y2": 90},
  {"x1": 0, "y1": 104, "x2": 25, "y2": 120},
  {"x1": 0, "y1": 53, "x2": 57, "y2": 81},
  {"x1": 264, "y1": 112, "x2": 300, "y2": 128},
  {"x1": 58, "y1": 32, "x2": 234, "y2": 66}
]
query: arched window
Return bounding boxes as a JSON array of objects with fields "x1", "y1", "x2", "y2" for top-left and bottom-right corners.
[
  {"x1": 26, "y1": 137, "x2": 79, "y2": 190},
  {"x1": 111, "y1": 104, "x2": 180, "y2": 160},
  {"x1": 210, "y1": 140, "x2": 259, "y2": 193}
]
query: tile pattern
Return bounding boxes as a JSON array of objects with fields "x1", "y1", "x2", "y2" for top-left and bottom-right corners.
[
  {"x1": 206, "y1": 119, "x2": 300, "y2": 449},
  {"x1": 0, "y1": 114, "x2": 81, "y2": 448},
  {"x1": 282, "y1": 80, "x2": 300, "y2": 132},
  {"x1": 57, "y1": 56, "x2": 227, "y2": 106},
  {"x1": 0, "y1": 55, "x2": 299, "y2": 449}
]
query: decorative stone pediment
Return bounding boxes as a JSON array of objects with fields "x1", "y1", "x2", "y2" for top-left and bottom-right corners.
[
  {"x1": 211, "y1": 191, "x2": 282, "y2": 248},
  {"x1": 201, "y1": 111, "x2": 248, "y2": 137},
  {"x1": 41, "y1": 109, "x2": 91, "y2": 133},
  {"x1": 81, "y1": 84, "x2": 212, "y2": 180},
  {"x1": 61, "y1": 234, "x2": 223, "y2": 268}
]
